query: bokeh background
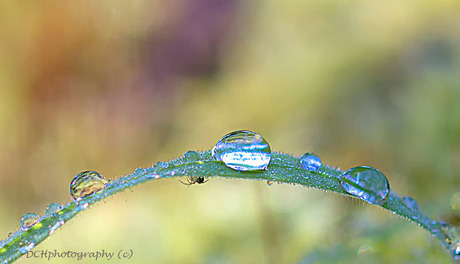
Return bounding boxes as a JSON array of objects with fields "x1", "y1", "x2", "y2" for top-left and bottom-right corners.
[{"x1": 1, "y1": 0, "x2": 460, "y2": 263}]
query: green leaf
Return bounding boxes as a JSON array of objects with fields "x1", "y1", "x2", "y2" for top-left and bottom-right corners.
[{"x1": 0, "y1": 151, "x2": 459, "y2": 263}]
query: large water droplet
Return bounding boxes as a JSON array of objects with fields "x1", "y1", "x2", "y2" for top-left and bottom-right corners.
[
  {"x1": 69, "y1": 171, "x2": 108, "y2": 201},
  {"x1": 340, "y1": 166, "x2": 390, "y2": 205},
  {"x1": 212, "y1": 130, "x2": 271, "y2": 171},
  {"x1": 20, "y1": 213, "x2": 40, "y2": 230},
  {"x1": 402, "y1": 196, "x2": 419, "y2": 211},
  {"x1": 184, "y1": 150, "x2": 199, "y2": 161},
  {"x1": 45, "y1": 203, "x2": 62, "y2": 215},
  {"x1": 300, "y1": 152, "x2": 322, "y2": 171}
]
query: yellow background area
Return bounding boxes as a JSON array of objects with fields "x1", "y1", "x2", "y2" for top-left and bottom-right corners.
[{"x1": 0, "y1": 0, "x2": 459, "y2": 263}]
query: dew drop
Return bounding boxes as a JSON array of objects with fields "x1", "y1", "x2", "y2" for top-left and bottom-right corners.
[
  {"x1": 69, "y1": 171, "x2": 108, "y2": 201},
  {"x1": 184, "y1": 150, "x2": 199, "y2": 161},
  {"x1": 154, "y1": 161, "x2": 167, "y2": 170},
  {"x1": 49, "y1": 220, "x2": 65, "y2": 235},
  {"x1": 20, "y1": 213, "x2": 40, "y2": 230},
  {"x1": 76, "y1": 202, "x2": 89, "y2": 211},
  {"x1": 19, "y1": 242, "x2": 35, "y2": 254},
  {"x1": 212, "y1": 130, "x2": 271, "y2": 171},
  {"x1": 402, "y1": 196, "x2": 419, "y2": 211},
  {"x1": 7, "y1": 232, "x2": 12, "y2": 237},
  {"x1": 453, "y1": 242, "x2": 460, "y2": 261},
  {"x1": 300, "y1": 152, "x2": 322, "y2": 171},
  {"x1": 45, "y1": 203, "x2": 62, "y2": 215},
  {"x1": 267, "y1": 181, "x2": 273, "y2": 186},
  {"x1": 340, "y1": 166, "x2": 390, "y2": 205}
]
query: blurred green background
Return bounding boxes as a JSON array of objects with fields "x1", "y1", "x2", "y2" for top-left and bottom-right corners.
[{"x1": 1, "y1": 0, "x2": 459, "y2": 263}]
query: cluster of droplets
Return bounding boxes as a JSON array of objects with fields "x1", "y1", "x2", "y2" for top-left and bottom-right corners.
[
  {"x1": 211, "y1": 130, "x2": 460, "y2": 260},
  {"x1": 3, "y1": 130, "x2": 459, "y2": 262},
  {"x1": 211, "y1": 130, "x2": 392, "y2": 206},
  {"x1": 2, "y1": 170, "x2": 109, "y2": 257},
  {"x1": 211, "y1": 131, "x2": 460, "y2": 261},
  {"x1": 18, "y1": 201, "x2": 64, "y2": 233}
]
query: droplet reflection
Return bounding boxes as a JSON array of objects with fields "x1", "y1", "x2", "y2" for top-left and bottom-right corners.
[{"x1": 212, "y1": 130, "x2": 271, "y2": 171}]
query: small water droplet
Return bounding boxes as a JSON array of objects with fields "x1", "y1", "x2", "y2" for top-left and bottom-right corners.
[
  {"x1": 267, "y1": 181, "x2": 273, "y2": 186},
  {"x1": 20, "y1": 213, "x2": 40, "y2": 230},
  {"x1": 453, "y1": 242, "x2": 460, "y2": 261},
  {"x1": 340, "y1": 166, "x2": 390, "y2": 205},
  {"x1": 45, "y1": 203, "x2": 62, "y2": 215},
  {"x1": 146, "y1": 174, "x2": 160, "y2": 179},
  {"x1": 76, "y1": 202, "x2": 89, "y2": 211},
  {"x1": 212, "y1": 130, "x2": 271, "y2": 171},
  {"x1": 402, "y1": 196, "x2": 419, "y2": 211},
  {"x1": 300, "y1": 152, "x2": 322, "y2": 171},
  {"x1": 184, "y1": 150, "x2": 199, "y2": 161},
  {"x1": 49, "y1": 220, "x2": 64, "y2": 235},
  {"x1": 69, "y1": 171, "x2": 108, "y2": 201},
  {"x1": 19, "y1": 242, "x2": 35, "y2": 254},
  {"x1": 155, "y1": 161, "x2": 167, "y2": 169},
  {"x1": 8, "y1": 232, "x2": 12, "y2": 237}
]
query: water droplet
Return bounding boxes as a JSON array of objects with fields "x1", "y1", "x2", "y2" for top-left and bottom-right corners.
[
  {"x1": 300, "y1": 152, "x2": 322, "y2": 171},
  {"x1": 184, "y1": 150, "x2": 199, "y2": 161},
  {"x1": 7, "y1": 232, "x2": 12, "y2": 237},
  {"x1": 146, "y1": 174, "x2": 160, "y2": 179},
  {"x1": 267, "y1": 181, "x2": 273, "y2": 186},
  {"x1": 19, "y1": 242, "x2": 35, "y2": 254},
  {"x1": 453, "y1": 242, "x2": 460, "y2": 261},
  {"x1": 212, "y1": 130, "x2": 271, "y2": 171},
  {"x1": 49, "y1": 220, "x2": 64, "y2": 235},
  {"x1": 402, "y1": 196, "x2": 419, "y2": 211},
  {"x1": 76, "y1": 202, "x2": 89, "y2": 211},
  {"x1": 69, "y1": 171, "x2": 108, "y2": 201},
  {"x1": 20, "y1": 213, "x2": 40, "y2": 230},
  {"x1": 340, "y1": 166, "x2": 390, "y2": 205},
  {"x1": 155, "y1": 161, "x2": 167, "y2": 169},
  {"x1": 45, "y1": 203, "x2": 62, "y2": 215}
]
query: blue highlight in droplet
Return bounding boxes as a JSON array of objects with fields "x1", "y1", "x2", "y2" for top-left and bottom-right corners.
[
  {"x1": 340, "y1": 166, "x2": 390, "y2": 205},
  {"x1": 300, "y1": 152, "x2": 322, "y2": 171},
  {"x1": 402, "y1": 196, "x2": 419, "y2": 211},
  {"x1": 212, "y1": 130, "x2": 271, "y2": 171}
]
